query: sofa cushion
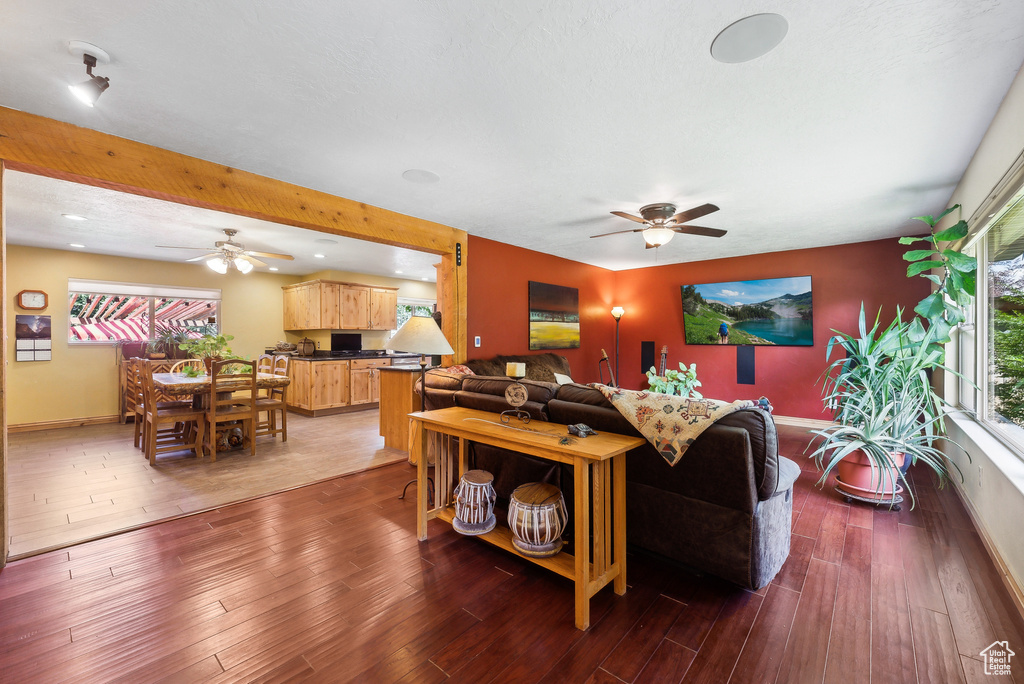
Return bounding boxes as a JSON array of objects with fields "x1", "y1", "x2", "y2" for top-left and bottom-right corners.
[{"x1": 461, "y1": 376, "x2": 559, "y2": 404}]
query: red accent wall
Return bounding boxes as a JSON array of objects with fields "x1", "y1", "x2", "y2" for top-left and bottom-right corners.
[
  {"x1": 466, "y1": 236, "x2": 928, "y2": 419},
  {"x1": 467, "y1": 236, "x2": 616, "y2": 381}
]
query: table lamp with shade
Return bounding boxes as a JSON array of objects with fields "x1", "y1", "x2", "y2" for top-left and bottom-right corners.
[{"x1": 386, "y1": 315, "x2": 455, "y2": 412}]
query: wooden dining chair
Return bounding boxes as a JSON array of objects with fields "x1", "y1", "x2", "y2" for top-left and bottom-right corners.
[
  {"x1": 138, "y1": 359, "x2": 206, "y2": 466},
  {"x1": 204, "y1": 358, "x2": 257, "y2": 462},
  {"x1": 256, "y1": 354, "x2": 289, "y2": 441},
  {"x1": 131, "y1": 358, "x2": 191, "y2": 451},
  {"x1": 256, "y1": 354, "x2": 274, "y2": 398},
  {"x1": 170, "y1": 358, "x2": 205, "y2": 373}
]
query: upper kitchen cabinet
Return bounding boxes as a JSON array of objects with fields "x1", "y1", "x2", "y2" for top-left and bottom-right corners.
[
  {"x1": 370, "y1": 288, "x2": 398, "y2": 330},
  {"x1": 283, "y1": 280, "x2": 398, "y2": 331},
  {"x1": 340, "y1": 286, "x2": 370, "y2": 329}
]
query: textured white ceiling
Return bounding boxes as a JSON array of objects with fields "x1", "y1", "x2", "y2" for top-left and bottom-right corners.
[
  {"x1": 1, "y1": 1, "x2": 1023, "y2": 271},
  {"x1": 4, "y1": 171, "x2": 440, "y2": 280}
]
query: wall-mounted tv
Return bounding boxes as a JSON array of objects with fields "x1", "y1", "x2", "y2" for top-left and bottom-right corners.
[{"x1": 681, "y1": 276, "x2": 813, "y2": 346}]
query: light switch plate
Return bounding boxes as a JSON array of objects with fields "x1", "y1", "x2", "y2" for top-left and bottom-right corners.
[{"x1": 474, "y1": 336, "x2": 481, "y2": 347}]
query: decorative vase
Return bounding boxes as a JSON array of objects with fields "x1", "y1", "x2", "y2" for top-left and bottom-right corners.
[{"x1": 835, "y1": 450, "x2": 906, "y2": 500}]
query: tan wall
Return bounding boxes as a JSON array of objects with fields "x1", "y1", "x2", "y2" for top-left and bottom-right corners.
[
  {"x1": 289, "y1": 270, "x2": 438, "y2": 351},
  {"x1": 6, "y1": 245, "x2": 294, "y2": 425}
]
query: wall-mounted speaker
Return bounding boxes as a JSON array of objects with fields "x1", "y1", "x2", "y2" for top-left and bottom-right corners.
[
  {"x1": 737, "y1": 346, "x2": 755, "y2": 385},
  {"x1": 640, "y1": 341, "x2": 655, "y2": 375}
]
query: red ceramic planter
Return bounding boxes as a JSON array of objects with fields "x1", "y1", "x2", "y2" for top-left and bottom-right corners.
[{"x1": 835, "y1": 449, "x2": 906, "y2": 499}]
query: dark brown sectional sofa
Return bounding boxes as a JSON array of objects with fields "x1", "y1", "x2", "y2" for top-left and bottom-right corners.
[{"x1": 417, "y1": 362, "x2": 801, "y2": 590}]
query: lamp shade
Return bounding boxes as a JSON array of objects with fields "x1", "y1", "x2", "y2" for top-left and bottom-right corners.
[
  {"x1": 610, "y1": 306, "x2": 625, "y2": 320},
  {"x1": 386, "y1": 315, "x2": 454, "y2": 356}
]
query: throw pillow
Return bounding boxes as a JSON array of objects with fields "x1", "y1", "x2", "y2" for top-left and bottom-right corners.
[
  {"x1": 553, "y1": 372, "x2": 574, "y2": 385},
  {"x1": 445, "y1": 364, "x2": 475, "y2": 375}
]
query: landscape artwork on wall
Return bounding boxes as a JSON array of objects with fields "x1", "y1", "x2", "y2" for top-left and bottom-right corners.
[
  {"x1": 529, "y1": 281, "x2": 580, "y2": 350},
  {"x1": 681, "y1": 276, "x2": 813, "y2": 346}
]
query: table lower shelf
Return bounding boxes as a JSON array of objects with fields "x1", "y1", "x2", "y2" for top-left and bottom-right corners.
[{"x1": 435, "y1": 506, "x2": 588, "y2": 581}]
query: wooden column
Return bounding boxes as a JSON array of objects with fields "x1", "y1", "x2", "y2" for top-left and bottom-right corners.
[{"x1": 0, "y1": 162, "x2": 7, "y2": 568}]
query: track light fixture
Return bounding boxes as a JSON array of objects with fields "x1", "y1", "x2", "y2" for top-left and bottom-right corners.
[{"x1": 69, "y1": 53, "x2": 110, "y2": 107}]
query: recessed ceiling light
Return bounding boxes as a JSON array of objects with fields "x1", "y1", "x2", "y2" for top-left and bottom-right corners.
[
  {"x1": 314, "y1": 253, "x2": 326, "y2": 258},
  {"x1": 395, "y1": 270, "x2": 404, "y2": 274},
  {"x1": 314, "y1": 238, "x2": 338, "y2": 244},
  {"x1": 711, "y1": 13, "x2": 788, "y2": 63},
  {"x1": 62, "y1": 214, "x2": 87, "y2": 221},
  {"x1": 421, "y1": 277, "x2": 429, "y2": 281},
  {"x1": 68, "y1": 243, "x2": 85, "y2": 248},
  {"x1": 269, "y1": 267, "x2": 279, "y2": 271},
  {"x1": 402, "y1": 169, "x2": 440, "y2": 184}
]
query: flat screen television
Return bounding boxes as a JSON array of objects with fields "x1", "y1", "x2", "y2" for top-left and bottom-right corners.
[{"x1": 681, "y1": 276, "x2": 813, "y2": 346}]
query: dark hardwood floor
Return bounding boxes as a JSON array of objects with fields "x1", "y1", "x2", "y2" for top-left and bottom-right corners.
[{"x1": 0, "y1": 425, "x2": 1021, "y2": 683}]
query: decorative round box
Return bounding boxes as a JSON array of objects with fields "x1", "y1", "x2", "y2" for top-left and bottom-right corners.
[
  {"x1": 508, "y1": 482, "x2": 568, "y2": 557},
  {"x1": 453, "y1": 469, "x2": 497, "y2": 535}
]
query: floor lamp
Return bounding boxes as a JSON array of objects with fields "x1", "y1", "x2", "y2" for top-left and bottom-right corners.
[
  {"x1": 387, "y1": 315, "x2": 455, "y2": 500},
  {"x1": 611, "y1": 307, "x2": 624, "y2": 388}
]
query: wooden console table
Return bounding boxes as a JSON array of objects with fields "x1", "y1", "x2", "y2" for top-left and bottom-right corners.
[{"x1": 410, "y1": 406, "x2": 645, "y2": 629}]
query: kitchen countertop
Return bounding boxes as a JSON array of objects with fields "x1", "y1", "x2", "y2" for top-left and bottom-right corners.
[{"x1": 268, "y1": 350, "x2": 421, "y2": 361}]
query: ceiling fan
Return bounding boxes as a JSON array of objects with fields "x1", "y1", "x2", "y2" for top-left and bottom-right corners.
[
  {"x1": 157, "y1": 229, "x2": 295, "y2": 274},
  {"x1": 591, "y1": 203, "x2": 726, "y2": 248}
]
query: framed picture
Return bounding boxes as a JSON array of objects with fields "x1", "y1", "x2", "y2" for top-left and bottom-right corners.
[
  {"x1": 681, "y1": 276, "x2": 813, "y2": 346},
  {"x1": 529, "y1": 281, "x2": 580, "y2": 350}
]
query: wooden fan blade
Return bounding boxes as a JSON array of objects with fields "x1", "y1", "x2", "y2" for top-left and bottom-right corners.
[
  {"x1": 245, "y1": 250, "x2": 295, "y2": 261},
  {"x1": 590, "y1": 228, "x2": 646, "y2": 238},
  {"x1": 186, "y1": 253, "x2": 221, "y2": 262},
  {"x1": 245, "y1": 256, "x2": 268, "y2": 267},
  {"x1": 156, "y1": 245, "x2": 210, "y2": 250},
  {"x1": 670, "y1": 203, "x2": 719, "y2": 224},
  {"x1": 675, "y1": 225, "x2": 728, "y2": 238},
  {"x1": 610, "y1": 211, "x2": 648, "y2": 224}
]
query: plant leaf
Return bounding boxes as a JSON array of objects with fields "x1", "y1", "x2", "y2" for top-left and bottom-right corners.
[
  {"x1": 942, "y1": 249, "x2": 977, "y2": 272},
  {"x1": 903, "y1": 249, "x2": 938, "y2": 262},
  {"x1": 934, "y1": 219, "x2": 969, "y2": 242},
  {"x1": 907, "y1": 261, "x2": 936, "y2": 277},
  {"x1": 899, "y1": 235, "x2": 935, "y2": 245},
  {"x1": 915, "y1": 292, "x2": 945, "y2": 319}
]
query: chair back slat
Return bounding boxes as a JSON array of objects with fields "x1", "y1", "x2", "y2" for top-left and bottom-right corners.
[
  {"x1": 271, "y1": 355, "x2": 290, "y2": 400},
  {"x1": 257, "y1": 354, "x2": 273, "y2": 375},
  {"x1": 171, "y1": 358, "x2": 205, "y2": 373},
  {"x1": 209, "y1": 358, "x2": 257, "y2": 413}
]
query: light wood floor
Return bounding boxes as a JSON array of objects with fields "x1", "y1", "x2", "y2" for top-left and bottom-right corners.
[
  {"x1": 6, "y1": 410, "x2": 407, "y2": 559},
  {"x1": 0, "y1": 425, "x2": 1021, "y2": 682}
]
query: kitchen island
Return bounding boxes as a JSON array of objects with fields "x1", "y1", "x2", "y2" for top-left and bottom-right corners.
[{"x1": 282, "y1": 351, "x2": 420, "y2": 416}]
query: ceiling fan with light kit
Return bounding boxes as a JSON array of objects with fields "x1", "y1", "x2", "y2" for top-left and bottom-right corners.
[
  {"x1": 591, "y1": 203, "x2": 726, "y2": 248},
  {"x1": 157, "y1": 229, "x2": 295, "y2": 274}
]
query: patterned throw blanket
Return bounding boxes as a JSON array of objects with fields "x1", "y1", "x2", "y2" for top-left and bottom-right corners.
[{"x1": 594, "y1": 384, "x2": 756, "y2": 466}]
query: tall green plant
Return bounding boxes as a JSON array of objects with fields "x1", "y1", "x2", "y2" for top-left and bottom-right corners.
[{"x1": 808, "y1": 206, "x2": 976, "y2": 506}]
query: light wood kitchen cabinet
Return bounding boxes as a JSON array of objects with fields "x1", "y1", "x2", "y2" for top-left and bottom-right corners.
[
  {"x1": 320, "y1": 282, "x2": 343, "y2": 329},
  {"x1": 350, "y1": 358, "x2": 391, "y2": 405},
  {"x1": 287, "y1": 359, "x2": 351, "y2": 414},
  {"x1": 341, "y1": 286, "x2": 370, "y2": 329},
  {"x1": 370, "y1": 288, "x2": 398, "y2": 330},
  {"x1": 284, "y1": 280, "x2": 400, "y2": 331},
  {"x1": 312, "y1": 360, "x2": 349, "y2": 409},
  {"x1": 283, "y1": 281, "x2": 323, "y2": 330}
]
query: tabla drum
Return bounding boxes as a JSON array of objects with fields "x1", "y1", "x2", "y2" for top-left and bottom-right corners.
[
  {"x1": 508, "y1": 482, "x2": 568, "y2": 557},
  {"x1": 453, "y1": 469, "x2": 497, "y2": 535}
]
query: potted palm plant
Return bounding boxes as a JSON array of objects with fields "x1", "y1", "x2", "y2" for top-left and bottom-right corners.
[{"x1": 808, "y1": 206, "x2": 975, "y2": 507}]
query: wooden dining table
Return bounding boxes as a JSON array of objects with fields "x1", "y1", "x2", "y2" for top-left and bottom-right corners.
[{"x1": 152, "y1": 371, "x2": 290, "y2": 398}]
